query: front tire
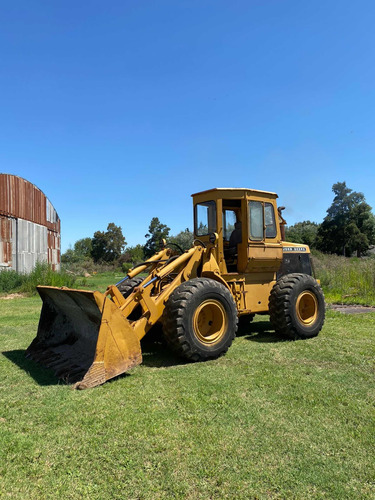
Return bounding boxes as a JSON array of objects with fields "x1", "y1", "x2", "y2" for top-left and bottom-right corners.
[
  {"x1": 162, "y1": 278, "x2": 238, "y2": 361},
  {"x1": 269, "y1": 273, "x2": 325, "y2": 340}
]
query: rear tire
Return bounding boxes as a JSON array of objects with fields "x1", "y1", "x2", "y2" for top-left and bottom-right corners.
[
  {"x1": 269, "y1": 273, "x2": 325, "y2": 340},
  {"x1": 117, "y1": 277, "x2": 144, "y2": 322},
  {"x1": 117, "y1": 277, "x2": 144, "y2": 298},
  {"x1": 162, "y1": 278, "x2": 238, "y2": 361}
]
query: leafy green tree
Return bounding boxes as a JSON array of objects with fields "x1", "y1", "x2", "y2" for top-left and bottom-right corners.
[
  {"x1": 144, "y1": 217, "x2": 170, "y2": 258},
  {"x1": 61, "y1": 238, "x2": 93, "y2": 263},
  {"x1": 352, "y1": 200, "x2": 375, "y2": 247},
  {"x1": 285, "y1": 221, "x2": 319, "y2": 248},
  {"x1": 123, "y1": 244, "x2": 145, "y2": 265},
  {"x1": 91, "y1": 223, "x2": 126, "y2": 262},
  {"x1": 169, "y1": 228, "x2": 194, "y2": 251},
  {"x1": 316, "y1": 182, "x2": 375, "y2": 256},
  {"x1": 73, "y1": 237, "x2": 92, "y2": 259},
  {"x1": 61, "y1": 247, "x2": 80, "y2": 264}
]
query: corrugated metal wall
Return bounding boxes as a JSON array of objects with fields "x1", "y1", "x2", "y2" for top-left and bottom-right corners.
[
  {"x1": 16, "y1": 219, "x2": 48, "y2": 272},
  {"x1": 0, "y1": 174, "x2": 61, "y2": 273}
]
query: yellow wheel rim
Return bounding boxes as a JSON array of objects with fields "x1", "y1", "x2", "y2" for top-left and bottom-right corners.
[
  {"x1": 296, "y1": 291, "x2": 318, "y2": 326},
  {"x1": 193, "y1": 300, "x2": 227, "y2": 345}
]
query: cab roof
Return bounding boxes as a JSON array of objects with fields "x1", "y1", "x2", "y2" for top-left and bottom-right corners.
[{"x1": 191, "y1": 187, "x2": 278, "y2": 198}]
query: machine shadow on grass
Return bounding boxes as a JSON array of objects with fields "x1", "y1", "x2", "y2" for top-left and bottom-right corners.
[
  {"x1": 140, "y1": 336, "x2": 188, "y2": 369},
  {"x1": 3, "y1": 348, "x2": 136, "y2": 388},
  {"x1": 2, "y1": 322, "x2": 286, "y2": 387},
  {"x1": 2, "y1": 349, "x2": 60, "y2": 386},
  {"x1": 237, "y1": 318, "x2": 290, "y2": 343},
  {"x1": 141, "y1": 319, "x2": 289, "y2": 371},
  {"x1": 2, "y1": 338, "x2": 186, "y2": 388}
]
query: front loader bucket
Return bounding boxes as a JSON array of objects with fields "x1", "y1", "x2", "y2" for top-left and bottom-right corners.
[{"x1": 26, "y1": 286, "x2": 142, "y2": 389}]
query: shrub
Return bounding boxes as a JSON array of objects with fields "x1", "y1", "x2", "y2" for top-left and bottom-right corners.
[
  {"x1": 0, "y1": 270, "x2": 25, "y2": 293},
  {"x1": 121, "y1": 262, "x2": 133, "y2": 274}
]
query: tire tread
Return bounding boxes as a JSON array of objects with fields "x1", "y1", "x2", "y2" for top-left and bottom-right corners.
[
  {"x1": 269, "y1": 273, "x2": 325, "y2": 340},
  {"x1": 162, "y1": 278, "x2": 238, "y2": 361}
]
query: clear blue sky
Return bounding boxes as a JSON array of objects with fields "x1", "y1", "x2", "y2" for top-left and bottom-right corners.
[{"x1": 1, "y1": 1, "x2": 374, "y2": 252}]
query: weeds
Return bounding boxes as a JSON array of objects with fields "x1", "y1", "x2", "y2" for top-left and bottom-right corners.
[
  {"x1": 61, "y1": 258, "x2": 120, "y2": 276},
  {"x1": 0, "y1": 262, "x2": 76, "y2": 295},
  {"x1": 312, "y1": 251, "x2": 375, "y2": 305}
]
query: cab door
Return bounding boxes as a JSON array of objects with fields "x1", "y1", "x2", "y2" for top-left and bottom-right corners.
[{"x1": 239, "y1": 200, "x2": 283, "y2": 274}]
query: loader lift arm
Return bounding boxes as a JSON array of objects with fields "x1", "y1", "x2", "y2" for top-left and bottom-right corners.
[{"x1": 110, "y1": 246, "x2": 204, "y2": 332}]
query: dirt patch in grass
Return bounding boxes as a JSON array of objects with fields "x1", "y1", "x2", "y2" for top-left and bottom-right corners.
[
  {"x1": 329, "y1": 304, "x2": 375, "y2": 314},
  {"x1": 0, "y1": 293, "x2": 27, "y2": 300}
]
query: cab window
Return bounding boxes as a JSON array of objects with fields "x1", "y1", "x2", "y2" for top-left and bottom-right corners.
[
  {"x1": 249, "y1": 201, "x2": 277, "y2": 240},
  {"x1": 195, "y1": 201, "x2": 217, "y2": 236},
  {"x1": 265, "y1": 203, "x2": 277, "y2": 238},
  {"x1": 249, "y1": 201, "x2": 263, "y2": 240}
]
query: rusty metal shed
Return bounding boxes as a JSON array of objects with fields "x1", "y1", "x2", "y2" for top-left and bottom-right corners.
[{"x1": 0, "y1": 174, "x2": 60, "y2": 273}]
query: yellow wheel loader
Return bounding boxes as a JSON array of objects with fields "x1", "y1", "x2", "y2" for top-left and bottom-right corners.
[{"x1": 26, "y1": 188, "x2": 325, "y2": 389}]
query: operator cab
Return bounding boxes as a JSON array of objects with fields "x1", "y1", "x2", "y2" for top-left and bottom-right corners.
[{"x1": 192, "y1": 188, "x2": 284, "y2": 275}]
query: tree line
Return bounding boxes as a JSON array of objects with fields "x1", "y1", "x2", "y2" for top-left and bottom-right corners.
[
  {"x1": 285, "y1": 182, "x2": 375, "y2": 257},
  {"x1": 62, "y1": 181, "x2": 375, "y2": 267},
  {"x1": 61, "y1": 218, "x2": 193, "y2": 267}
]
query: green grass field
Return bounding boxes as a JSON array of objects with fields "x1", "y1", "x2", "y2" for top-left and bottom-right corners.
[{"x1": 1, "y1": 289, "x2": 374, "y2": 499}]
